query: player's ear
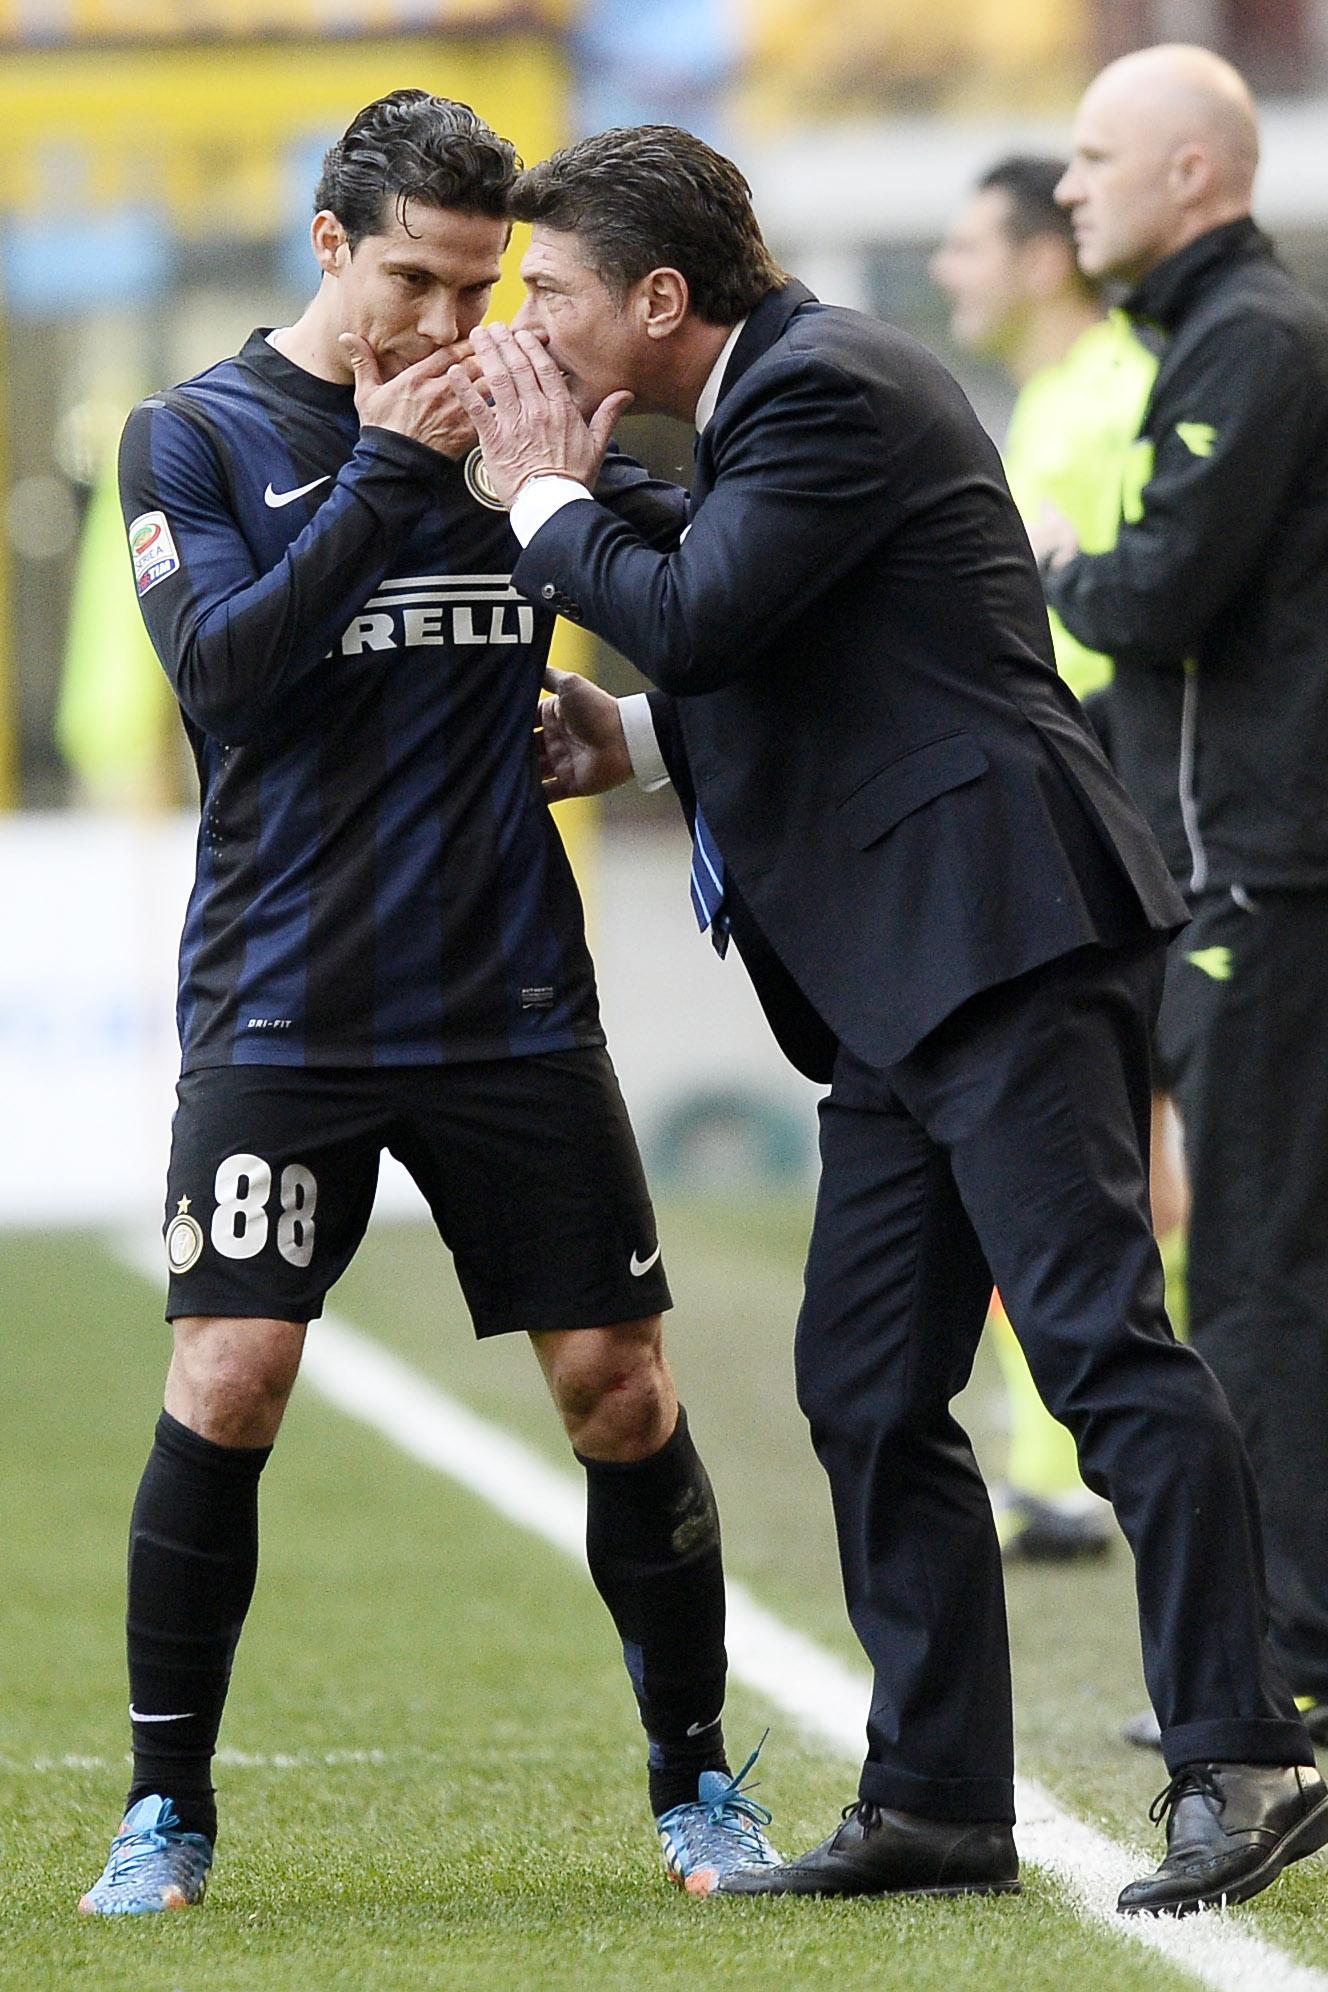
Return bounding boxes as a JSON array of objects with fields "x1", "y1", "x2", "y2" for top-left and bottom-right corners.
[
  {"x1": 640, "y1": 267, "x2": 690, "y2": 341},
  {"x1": 312, "y1": 210, "x2": 352, "y2": 278}
]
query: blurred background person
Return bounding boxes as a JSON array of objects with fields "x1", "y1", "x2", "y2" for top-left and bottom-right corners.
[
  {"x1": 1035, "y1": 42, "x2": 1328, "y2": 1750},
  {"x1": 931, "y1": 156, "x2": 1155, "y2": 707},
  {"x1": 931, "y1": 155, "x2": 1186, "y2": 1563},
  {"x1": 56, "y1": 434, "x2": 190, "y2": 811}
]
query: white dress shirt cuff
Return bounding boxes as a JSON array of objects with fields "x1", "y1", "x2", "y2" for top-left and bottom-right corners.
[
  {"x1": 619, "y1": 693, "x2": 672, "y2": 792},
  {"x1": 509, "y1": 476, "x2": 593, "y2": 547}
]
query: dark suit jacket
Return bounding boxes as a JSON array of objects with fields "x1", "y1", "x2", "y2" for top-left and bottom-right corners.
[{"x1": 515, "y1": 281, "x2": 1186, "y2": 1081}]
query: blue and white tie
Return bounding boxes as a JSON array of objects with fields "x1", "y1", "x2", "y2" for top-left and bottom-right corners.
[{"x1": 690, "y1": 803, "x2": 731, "y2": 958}]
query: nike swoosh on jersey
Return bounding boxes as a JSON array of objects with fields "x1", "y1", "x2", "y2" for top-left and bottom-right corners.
[
  {"x1": 263, "y1": 476, "x2": 331, "y2": 508},
  {"x1": 630, "y1": 1243, "x2": 662, "y2": 1276},
  {"x1": 129, "y1": 1706, "x2": 197, "y2": 1722}
]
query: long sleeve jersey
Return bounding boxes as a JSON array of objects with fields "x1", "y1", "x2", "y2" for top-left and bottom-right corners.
[{"x1": 120, "y1": 330, "x2": 680, "y2": 1068}]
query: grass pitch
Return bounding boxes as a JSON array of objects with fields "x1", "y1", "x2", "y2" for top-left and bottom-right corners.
[{"x1": 2, "y1": 1209, "x2": 1325, "y2": 1989}]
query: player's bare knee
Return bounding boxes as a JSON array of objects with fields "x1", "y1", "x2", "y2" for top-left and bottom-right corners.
[
  {"x1": 537, "y1": 1319, "x2": 676, "y2": 1460},
  {"x1": 567, "y1": 1369, "x2": 660, "y2": 1451},
  {"x1": 166, "y1": 1316, "x2": 305, "y2": 1447}
]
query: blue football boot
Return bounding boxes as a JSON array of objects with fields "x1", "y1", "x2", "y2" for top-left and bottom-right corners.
[
  {"x1": 657, "y1": 1739, "x2": 782, "y2": 1897},
  {"x1": 79, "y1": 1795, "x2": 213, "y2": 1915}
]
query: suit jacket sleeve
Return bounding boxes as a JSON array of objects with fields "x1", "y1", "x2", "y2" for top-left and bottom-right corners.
[
  {"x1": 513, "y1": 355, "x2": 901, "y2": 695},
  {"x1": 592, "y1": 449, "x2": 689, "y2": 550}
]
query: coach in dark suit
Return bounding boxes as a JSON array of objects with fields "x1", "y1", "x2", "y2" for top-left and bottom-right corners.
[{"x1": 448, "y1": 125, "x2": 1326, "y2": 1915}]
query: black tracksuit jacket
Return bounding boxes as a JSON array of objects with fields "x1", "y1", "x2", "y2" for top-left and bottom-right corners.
[{"x1": 1047, "y1": 218, "x2": 1328, "y2": 893}]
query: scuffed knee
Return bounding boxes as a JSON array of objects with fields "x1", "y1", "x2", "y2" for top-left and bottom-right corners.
[{"x1": 545, "y1": 1332, "x2": 675, "y2": 1461}]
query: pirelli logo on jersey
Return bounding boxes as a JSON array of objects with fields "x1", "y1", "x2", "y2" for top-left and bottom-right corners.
[{"x1": 338, "y1": 574, "x2": 536, "y2": 656}]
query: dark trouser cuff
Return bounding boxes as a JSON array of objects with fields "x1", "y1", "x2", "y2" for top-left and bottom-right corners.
[
  {"x1": 1162, "y1": 1717, "x2": 1315, "y2": 1773},
  {"x1": 858, "y1": 1761, "x2": 1015, "y2": 1825}
]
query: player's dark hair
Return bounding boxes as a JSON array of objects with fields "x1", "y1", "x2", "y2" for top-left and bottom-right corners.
[
  {"x1": 315, "y1": 89, "x2": 519, "y2": 248},
  {"x1": 509, "y1": 125, "x2": 785, "y2": 325}
]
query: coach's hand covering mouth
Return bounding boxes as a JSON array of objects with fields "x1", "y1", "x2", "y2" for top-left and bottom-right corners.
[{"x1": 450, "y1": 322, "x2": 633, "y2": 509}]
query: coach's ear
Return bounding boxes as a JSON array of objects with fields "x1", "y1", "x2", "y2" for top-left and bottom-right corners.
[{"x1": 638, "y1": 267, "x2": 690, "y2": 341}]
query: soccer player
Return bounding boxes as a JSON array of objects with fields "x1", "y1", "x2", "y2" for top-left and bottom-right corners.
[{"x1": 78, "y1": 90, "x2": 777, "y2": 1916}]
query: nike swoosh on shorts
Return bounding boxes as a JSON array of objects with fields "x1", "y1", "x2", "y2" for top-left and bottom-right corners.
[{"x1": 630, "y1": 1244, "x2": 663, "y2": 1277}]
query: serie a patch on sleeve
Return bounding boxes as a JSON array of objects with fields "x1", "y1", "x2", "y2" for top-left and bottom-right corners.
[{"x1": 128, "y1": 510, "x2": 181, "y2": 596}]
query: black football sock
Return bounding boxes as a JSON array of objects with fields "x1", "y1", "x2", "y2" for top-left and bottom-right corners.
[
  {"x1": 124, "y1": 1409, "x2": 271, "y2": 1845},
  {"x1": 578, "y1": 1405, "x2": 730, "y2": 1816}
]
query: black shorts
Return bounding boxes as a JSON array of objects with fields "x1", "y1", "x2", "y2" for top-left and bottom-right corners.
[{"x1": 162, "y1": 1050, "x2": 671, "y2": 1336}]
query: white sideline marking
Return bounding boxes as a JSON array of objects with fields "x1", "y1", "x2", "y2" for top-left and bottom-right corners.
[
  {"x1": 298, "y1": 1310, "x2": 1328, "y2": 1992},
  {"x1": 113, "y1": 1238, "x2": 1327, "y2": 1991}
]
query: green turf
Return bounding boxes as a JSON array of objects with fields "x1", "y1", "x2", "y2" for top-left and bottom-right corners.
[{"x1": 0, "y1": 1218, "x2": 1322, "y2": 1988}]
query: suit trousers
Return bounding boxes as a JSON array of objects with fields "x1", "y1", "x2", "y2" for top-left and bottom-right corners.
[{"x1": 796, "y1": 937, "x2": 1309, "y2": 1824}]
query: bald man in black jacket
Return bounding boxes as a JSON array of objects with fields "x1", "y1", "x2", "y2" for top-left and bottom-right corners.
[{"x1": 1038, "y1": 46, "x2": 1328, "y2": 1760}]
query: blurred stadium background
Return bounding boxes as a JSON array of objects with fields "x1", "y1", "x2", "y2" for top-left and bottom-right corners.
[{"x1": 3, "y1": 4, "x2": 1328, "y2": 1984}]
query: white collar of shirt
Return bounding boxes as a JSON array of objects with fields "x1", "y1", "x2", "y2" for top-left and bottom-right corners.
[{"x1": 693, "y1": 319, "x2": 747, "y2": 433}]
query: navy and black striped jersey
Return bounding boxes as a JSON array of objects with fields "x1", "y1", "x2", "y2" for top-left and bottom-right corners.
[{"x1": 119, "y1": 330, "x2": 683, "y2": 1071}]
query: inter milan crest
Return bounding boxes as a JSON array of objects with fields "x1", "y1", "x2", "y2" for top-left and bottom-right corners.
[
  {"x1": 463, "y1": 447, "x2": 506, "y2": 512},
  {"x1": 165, "y1": 1195, "x2": 205, "y2": 1274}
]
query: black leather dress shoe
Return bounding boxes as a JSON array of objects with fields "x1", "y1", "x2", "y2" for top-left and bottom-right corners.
[
  {"x1": 715, "y1": 1799, "x2": 1020, "y2": 1898},
  {"x1": 1118, "y1": 1762, "x2": 1328, "y2": 1915}
]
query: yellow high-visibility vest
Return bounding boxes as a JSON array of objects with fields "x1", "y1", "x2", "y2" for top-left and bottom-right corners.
[{"x1": 1003, "y1": 311, "x2": 1157, "y2": 700}]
